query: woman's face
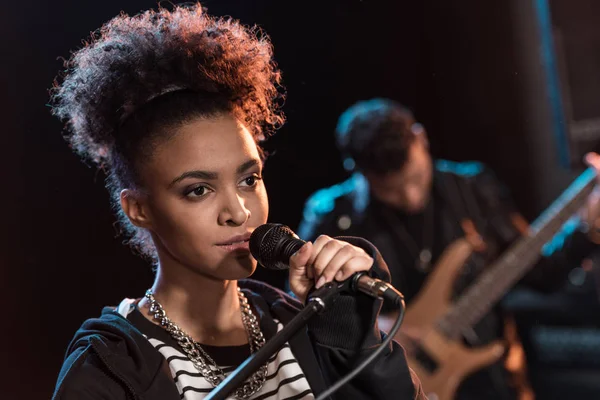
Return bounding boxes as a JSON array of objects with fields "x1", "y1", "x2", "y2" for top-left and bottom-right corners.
[{"x1": 134, "y1": 113, "x2": 269, "y2": 280}]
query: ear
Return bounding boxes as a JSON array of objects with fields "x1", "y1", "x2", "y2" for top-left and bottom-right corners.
[
  {"x1": 120, "y1": 189, "x2": 152, "y2": 229},
  {"x1": 412, "y1": 122, "x2": 429, "y2": 149}
]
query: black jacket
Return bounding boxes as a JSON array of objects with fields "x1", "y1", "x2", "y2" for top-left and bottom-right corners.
[{"x1": 52, "y1": 237, "x2": 425, "y2": 400}]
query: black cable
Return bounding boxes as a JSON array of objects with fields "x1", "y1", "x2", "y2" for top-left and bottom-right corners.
[{"x1": 315, "y1": 297, "x2": 406, "y2": 400}]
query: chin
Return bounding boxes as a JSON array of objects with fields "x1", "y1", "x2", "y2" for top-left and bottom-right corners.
[
  {"x1": 228, "y1": 253, "x2": 257, "y2": 278},
  {"x1": 403, "y1": 202, "x2": 427, "y2": 214}
]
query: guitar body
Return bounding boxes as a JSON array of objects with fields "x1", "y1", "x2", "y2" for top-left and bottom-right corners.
[
  {"x1": 390, "y1": 239, "x2": 505, "y2": 400},
  {"x1": 409, "y1": 331, "x2": 504, "y2": 400}
]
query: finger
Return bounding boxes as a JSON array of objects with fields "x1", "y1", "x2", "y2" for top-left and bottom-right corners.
[
  {"x1": 288, "y1": 241, "x2": 312, "y2": 274},
  {"x1": 585, "y1": 152, "x2": 600, "y2": 170},
  {"x1": 587, "y1": 190, "x2": 600, "y2": 222},
  {"x1": 312, "y1": 239, "x2": 344, "y2": 281},
  {"x1": 305, "y1": 235, "x2": 334, "y2": 268},
  {"x1": 314, "y1": 245, "x2": 356, "y2": 287},
  {"x1": 332, "y1": 254, "x2": 373, "y2": 283}
]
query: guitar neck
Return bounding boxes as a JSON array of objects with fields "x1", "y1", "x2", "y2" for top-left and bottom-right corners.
[{"x1": 439, "y1": 168, "x2": 596, "y2": 338}]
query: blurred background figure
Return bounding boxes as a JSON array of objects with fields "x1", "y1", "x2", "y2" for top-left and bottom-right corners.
[
  {"x1": 298, "y1": 98, "x2": 600, "y2": 399},
  {"x1": 2, "y1": 0, "x2": 600, "y2": 398}
]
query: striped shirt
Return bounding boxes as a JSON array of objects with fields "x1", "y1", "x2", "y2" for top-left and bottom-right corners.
[{"x1": 117, "y1": 298, "x2": 314, "y2": 400}]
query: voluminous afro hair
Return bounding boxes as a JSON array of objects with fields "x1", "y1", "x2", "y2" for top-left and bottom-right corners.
[
  {"x1": 335, "y1": 98, "x2": 416, "y2": 175},
  {"x1": 50, "y1": 3, "x2": 284, "y2": 260}
]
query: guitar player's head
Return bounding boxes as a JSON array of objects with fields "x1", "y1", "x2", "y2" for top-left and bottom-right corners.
[{"x1": 335, "y1": 98, "x2": 433, "y2": 214}]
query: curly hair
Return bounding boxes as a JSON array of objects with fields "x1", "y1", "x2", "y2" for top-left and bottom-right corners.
[
  {"x1": 335, "y1": 98, "x2": 416, "y2": 175},
  {"x1": 50, "y1": 3, "x2": 284, "y2": 260}
]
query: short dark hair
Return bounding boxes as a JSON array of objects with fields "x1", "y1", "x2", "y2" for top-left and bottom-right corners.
[
  {"x1": 335, "y1": 98, "x2": 416, "y2": 175},
  {"x1": 50, "y1": 3, "x2": 284, "y2": 260}
]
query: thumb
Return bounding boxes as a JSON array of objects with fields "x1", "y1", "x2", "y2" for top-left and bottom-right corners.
[{"x1": 288, "y1": 242, "x2": 312, "y2": 277}]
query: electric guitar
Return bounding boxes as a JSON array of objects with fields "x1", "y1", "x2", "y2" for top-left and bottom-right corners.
[{"x1": 382, "y1": 168, "x2": 597, "y2": 400}]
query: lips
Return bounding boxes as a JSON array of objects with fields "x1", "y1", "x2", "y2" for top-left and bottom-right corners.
[{"x1": 215, "y1": 232, "x2": 252, "y2": 252}]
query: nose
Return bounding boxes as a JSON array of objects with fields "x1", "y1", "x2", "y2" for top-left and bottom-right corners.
[{"x1": 218, "y1": 189, "x2": 250, "y2": 226}]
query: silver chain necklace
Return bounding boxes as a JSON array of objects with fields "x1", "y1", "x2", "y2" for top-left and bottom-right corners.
[{"x1": 144, "y1": 287, "x2": 268, "y2": 399}]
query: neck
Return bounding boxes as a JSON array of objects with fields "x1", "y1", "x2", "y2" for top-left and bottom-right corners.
[{"x1": 139, "y1": 256, "x2": 247, "y2": 346}]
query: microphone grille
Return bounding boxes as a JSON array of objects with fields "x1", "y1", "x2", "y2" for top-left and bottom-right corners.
[{"x1": 249, "y1": 223, "x2": 295, "y2": 269}]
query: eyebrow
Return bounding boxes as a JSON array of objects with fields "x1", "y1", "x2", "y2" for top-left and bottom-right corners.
[{"x1": 168, "y1": 159, "x2": 261, "y2": 188}]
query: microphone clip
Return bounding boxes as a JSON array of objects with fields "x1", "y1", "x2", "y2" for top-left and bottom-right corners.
[{"x1": 306, "y1": 279, "x2": 350, "y2": 313}]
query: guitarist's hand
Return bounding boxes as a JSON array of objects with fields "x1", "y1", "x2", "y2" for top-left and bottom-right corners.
[{"x1": 582, "y1": 152, "x2": 600, "y2": 243}]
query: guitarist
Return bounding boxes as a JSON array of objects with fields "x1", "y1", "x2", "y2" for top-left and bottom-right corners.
[{"x1": 298, "y1": 98, "x2": 600, "y2": 399}]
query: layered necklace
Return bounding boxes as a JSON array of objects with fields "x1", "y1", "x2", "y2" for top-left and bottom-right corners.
[{"x1": 144, "y1": 287, "x2": 268, "y2": 399}]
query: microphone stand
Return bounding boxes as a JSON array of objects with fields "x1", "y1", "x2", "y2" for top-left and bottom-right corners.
[{"x1": 204, "y1": 281, "x2": 347, "y2": 400}]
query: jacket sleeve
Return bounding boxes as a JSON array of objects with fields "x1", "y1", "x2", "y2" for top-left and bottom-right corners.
[
  {"x1": 52, "y1": 346, "x2": 129, "y2": 400},
  {"x1": 306, "y1": 236, "x2": 426, "y2": 400},
  {"x1": 473, "y1": 168, "x2": 598, "y2": 292}
]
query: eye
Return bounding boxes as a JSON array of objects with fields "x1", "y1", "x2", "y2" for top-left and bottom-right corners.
[
  {"x1": 240, "y1": 174, "x2": 262, "y2": 187},
  {"x1": 185, "y1": 185, "x2": 212, "y2": 198}
]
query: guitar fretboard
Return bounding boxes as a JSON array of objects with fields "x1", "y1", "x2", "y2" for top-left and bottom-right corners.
[{"x1": 438, "y1": 168, "x2": 596, "y2": 339}]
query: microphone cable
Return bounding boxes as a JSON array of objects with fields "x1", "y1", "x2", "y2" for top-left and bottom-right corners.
[{"x1": 315, "y1": 296, "x2": 406, "y2": 400}]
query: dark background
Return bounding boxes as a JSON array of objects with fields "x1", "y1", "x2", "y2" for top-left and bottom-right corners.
[{"x1": 1, "y1": 0, "x2": 600, "y2": 398}]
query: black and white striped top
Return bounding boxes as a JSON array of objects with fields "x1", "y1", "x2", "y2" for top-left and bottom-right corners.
[{"x1": 117, "y1": 298, "x2": 314, "y2": 400}]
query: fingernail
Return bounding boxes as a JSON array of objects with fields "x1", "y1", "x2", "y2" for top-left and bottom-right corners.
[
  {"x1": 335, "y1": 271, "x2": 343, "y2": 281},
  {"x1": 316, "y1": 276, "x2": 326, "y2": 288}
]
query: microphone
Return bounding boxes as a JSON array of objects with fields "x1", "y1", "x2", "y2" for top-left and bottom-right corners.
[{"x1": 249, "y1": 223, "x2": 404, "y2": 306}]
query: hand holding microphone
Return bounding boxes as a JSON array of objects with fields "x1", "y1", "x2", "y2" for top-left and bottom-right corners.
[
  {"x1": 249, "y1": 225, "x2": 406, "y2": 400},
  {"x1": 250, "y1": 224, "x2": 403, "y2": 306},
  {"x1": 289, "y1": 236, "x2": 373, "y2": 303}
]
